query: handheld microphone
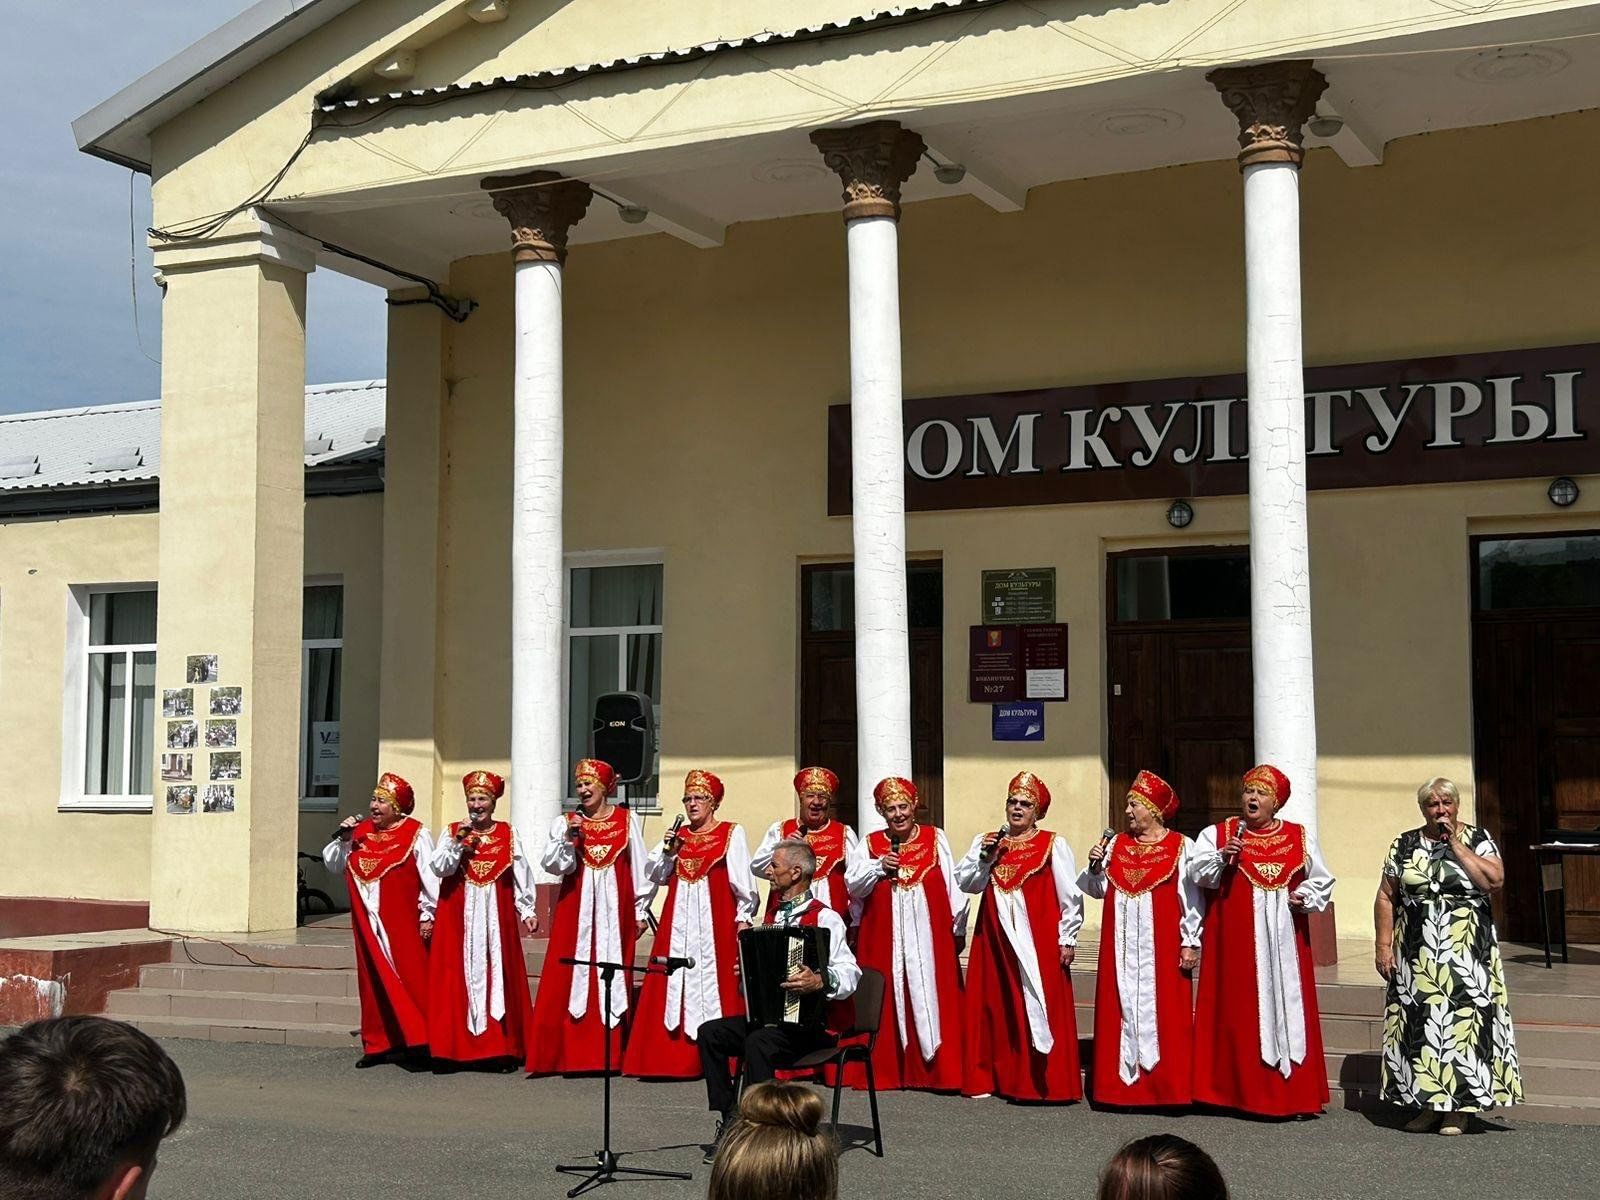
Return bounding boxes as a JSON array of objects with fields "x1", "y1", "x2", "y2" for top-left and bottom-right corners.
[
  {"x1": 1088, "y1": 827, "x2": 1116, "y2": 873},
  {"x1": 650, "y1": 954, "x2": 695, "y2": 972},
  {"x1": 665, "y1": 814, "x2": 685, "y2": 847},
  {"x1": 979, "y1": 824, "x2": 1009, "y2": 863},
  {"x1": 565, "y1": 817, "x2": 583, "y2": 842},
  {"x1": 331, "y1": 821, "x2": 357, "y2": 843}
]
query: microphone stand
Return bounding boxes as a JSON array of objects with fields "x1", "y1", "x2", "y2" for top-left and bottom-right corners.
[{"x1": 553, "y1": 956, "x2": 693, "y2": 1197}]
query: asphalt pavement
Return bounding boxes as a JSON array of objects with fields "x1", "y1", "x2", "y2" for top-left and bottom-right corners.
[{"x1": 143, "y1": 1040, "x2": 1595, "y2": 1199}]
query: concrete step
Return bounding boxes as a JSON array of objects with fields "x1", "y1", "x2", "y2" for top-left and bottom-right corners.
[
  {"x1": 139, "y1": 961, "x2": 359, "y2": 998},
  {"x1": 1515, "y1": 1022, "x2": 1600, "y2": 1062},
  {"x1": 105, "y1": 987, "x2": 360, "y2": 1026},
  {"x1": 120, "y1": 1013, "x2": 356, "y2": 1049}
]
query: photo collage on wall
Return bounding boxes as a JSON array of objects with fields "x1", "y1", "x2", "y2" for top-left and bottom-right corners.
[{"x1": 163, "y1": 657, "x2": 244, "y2": 813}]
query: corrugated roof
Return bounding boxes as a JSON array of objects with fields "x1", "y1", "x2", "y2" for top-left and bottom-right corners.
[
  {"x1": 0, "y1": 380, "x2": 385, "y2": 492},
  {"x1": 315, "y1": 0, "x2": 1001, "y2": 117}
]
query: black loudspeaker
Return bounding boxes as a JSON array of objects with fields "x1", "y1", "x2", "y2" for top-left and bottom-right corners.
[{"x1": 591, "y1": 691, "x2": 655, "y2": 786}]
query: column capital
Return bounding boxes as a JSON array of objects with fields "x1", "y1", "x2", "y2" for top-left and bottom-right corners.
[
  {"x1": 481, "y1": 170, "x2": 593, "y2": 264},
  {"x1": 810, "y1": 121, "x2": 925, "y2": 222},
  {"x1": 1207, "y1": 61, "x2": 1327, "y2": 170}
]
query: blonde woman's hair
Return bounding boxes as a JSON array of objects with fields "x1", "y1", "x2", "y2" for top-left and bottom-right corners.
[
  {"x1": 1417, "y1": 777, "x2": 1460, "y2": 808},
  {"x1": 708, "y1": 1082, "x2": 838, "y2": 1200}
]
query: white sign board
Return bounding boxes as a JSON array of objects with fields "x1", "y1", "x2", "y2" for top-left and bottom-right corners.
[{"x1": 311, "y1": 722, "x2": 341, "y2": 787}]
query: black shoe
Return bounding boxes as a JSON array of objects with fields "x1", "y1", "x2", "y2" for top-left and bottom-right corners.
[
  {"x1": 702, "y1": 1116, "x2": 733, "y2": 1165},
  {"x1": 355, "y1": 1053, "x2": 386, "y2": 1069}
]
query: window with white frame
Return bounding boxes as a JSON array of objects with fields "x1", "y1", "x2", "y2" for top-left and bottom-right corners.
[
  {"x1": 299, "y1": 584, "x2": 344, "y2": 811},
  {"x1": 567, "y1": 561, "x2": 663, "y2": 810},
  {"x1": 81, "y1": 589, "x2": 158, "y2": 803}
]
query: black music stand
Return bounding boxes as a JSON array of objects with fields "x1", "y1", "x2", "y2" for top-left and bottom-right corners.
[{"x1": 553, "y1": 956, "x2": 692, "y2": 1197}]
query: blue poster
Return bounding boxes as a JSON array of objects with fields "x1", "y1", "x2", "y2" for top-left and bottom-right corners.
[{"x1": 992, "y1": 702, "x2": 1044, "y2": 742}]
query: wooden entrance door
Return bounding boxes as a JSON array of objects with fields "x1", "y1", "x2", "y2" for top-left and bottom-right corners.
[
  {"x1": 800, "y1": 564, "x2": 944, "y2": 829},
  {"x1": 1472, "y1": 539, "x2": 1600, "y2": 942},
  {"x1": 1107, "y1": 549, "x2": 1253, "y2": 840}
]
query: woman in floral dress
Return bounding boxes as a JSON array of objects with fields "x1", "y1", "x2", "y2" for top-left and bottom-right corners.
[{"x1": 1374, "y1": 776, "x2": 1522, "y2": 1134}]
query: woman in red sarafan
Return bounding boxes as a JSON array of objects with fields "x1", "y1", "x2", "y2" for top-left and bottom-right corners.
[
  {"x1": 426, "y1": 770, "x2": 537, "y2": 1068},
  {"x1": 955, "y1": 771, "x2": 1084, "y2": 1103},
  {"x1": 751, "y1": 767, "x2": 860, "y2": 926},
  {"x1": 1079, "y1": 769, "x2": 1203, "y2": 1108},
  {"x1": 624, "y1": 769, "x2": 758, "y2": 1080},
  {"x1": 1188, "y1": 764, "x2": 1335, "y2": 1117},
  {"x1": 526, "y1": 758, "x2": 652, "y2": 1075},
  {"x1": 323, "y1": 771, "x2": 437, "y2": 1066},
  {"x1": 841, "y1": 776, "x2": 968, "y2": 1092}
]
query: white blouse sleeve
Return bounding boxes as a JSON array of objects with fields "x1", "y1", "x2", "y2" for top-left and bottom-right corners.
[
  {"x1": 322, "y1": 836, "x2": 351, "y2": 875},
  {"x1": 816, "y1": 907, "x2": 861, "y2": 1001},
  {"x1": 510, "y1": 830, "x2": 537, "y2": 921},
  {"x1": 1177, "y1": 835, "x2": 1203, "y2": 947},
  {"x1": 629, "y1": 816, "x2": 654, "y2": 917},
  {"x1": 413, "y1": 827, "x2": 440, "y2": 919},
  {"x1": 844, "y1": 837, "x2": 883, "y2": 900},
  {"x1": 644, "y1": 843, "x2": 676, "y2": 886},
  {"x1": 1051, "y1": 835, "x2": 1084, "y2": 948},
  {"x1": 430, "y1": 829, "x2": 465, "y2": 877},
  {"x1": 1076, "y1": 835, "x2": 1111, "y2": 900},
  {"x1": 953, "y1": 833, "x2": 993, "y2": 894},
  {"x1": 541, "y1": 815, "x2": 578, "y2": 877},
  {"x1": 725, "y1": 826, "x2": 760, "y2": 924},
  {"x1": 1187, "y1": 823, "x2": 1226, "y2": 890},
  {"x1": 1290, "y1": 830, "x2": 1336, "y2": 913},
  {"x1": 749, "y1": 821, "x2": 783, "y2": 878},
  {"x1": 937, "y1": 829, "x2": 969, "y2": 937}
]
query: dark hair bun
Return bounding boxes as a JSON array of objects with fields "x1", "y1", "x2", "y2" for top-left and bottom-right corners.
[{"x1": 739, "y1": 1081, "x2": 826, "y2": 1136}]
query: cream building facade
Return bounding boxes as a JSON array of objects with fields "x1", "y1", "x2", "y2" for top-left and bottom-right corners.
[{"x1": 19, "y1": 0, "x2": 1597, "y2": 946}]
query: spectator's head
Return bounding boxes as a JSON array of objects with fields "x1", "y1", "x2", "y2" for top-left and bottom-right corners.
[
  {"x1": 709, "y1": 1082, "x2": 837, "y2": 1200},
  {"x1": 0, "y1": 1016, "x2": 186, "y2": 1200},
  {"x1": 1098, "y1": 1134, "x2": 1227, "y2": 1200}
]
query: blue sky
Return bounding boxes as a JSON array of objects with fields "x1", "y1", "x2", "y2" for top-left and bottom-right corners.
[{"x1": 1, "y1": 3, "x2": 387, "y2": 415}]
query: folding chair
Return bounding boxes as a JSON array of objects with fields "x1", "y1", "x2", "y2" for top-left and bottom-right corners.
[{"x1": 791, "y1": 966, "x2": 885, "y2": 1156}]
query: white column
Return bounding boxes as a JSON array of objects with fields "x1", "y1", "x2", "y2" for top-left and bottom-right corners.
[
  {"x1": 813, "y1": 122, "x2": 926, "y2": 834},
  {"x1": 485, "y1": 171, "x2": 593, "y2": 873},
  {"x1": 1211, "y1": 63, "x2": 1327, "y2": 837},
  {"x1": 511, "y1": 258, "x2": 566, "y2": 865},
  {"x1": 847, "y1": 215, "x2": 911, "y2": 835}
]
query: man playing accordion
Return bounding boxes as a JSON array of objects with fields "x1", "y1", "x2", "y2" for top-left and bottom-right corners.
[{"x1": 695, "y1": 837, "x2": 860, "y2": 1163}]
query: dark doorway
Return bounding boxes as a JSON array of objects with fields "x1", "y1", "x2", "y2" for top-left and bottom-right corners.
[
  {"x1": 799, "y1": 563, "x2": 944, "y2": 830},
  {"x1": 1472, "y1": 532, "x2": 1600, "y2": 943},
  {"x1": 1107, "y1": 548, "x2": 1254, "y2": 840}
]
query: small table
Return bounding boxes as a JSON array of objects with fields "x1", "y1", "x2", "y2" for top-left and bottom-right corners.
[{"x1": 1530, "y1": 841, "x2": 1600, "y2": 968}]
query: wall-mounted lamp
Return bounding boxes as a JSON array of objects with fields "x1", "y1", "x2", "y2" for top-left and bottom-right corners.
[
  {"x1": 922, "y1": 150, "x2": 966, "y2": 185},
  {"x1": 1548, "y1": 476, "x2": 1580, "y2": 508},
  {"x1": 1308, "y1": 114, "x2": 1344, "y2": 138},
  {"x1": 1166, "y1": 499, "x2": 1195, "y2": 529},
  {"x1": 618, "y1": 205, "x2": 649, "y2": 225}
]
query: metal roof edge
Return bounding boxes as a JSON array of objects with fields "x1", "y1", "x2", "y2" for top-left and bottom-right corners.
[
  {"x1": 317, "y1": 0, "x2": 1004, "y2": 116},
  {"x1": 73, "y1": 0, "x2": 357, "y2": 172}
]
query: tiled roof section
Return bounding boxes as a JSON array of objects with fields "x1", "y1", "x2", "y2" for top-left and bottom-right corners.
[
  {"x1": 316, "y1": 0, "x2": 998, "y2": 115},
  {"x1": 0, "y1": 380, "x2": 385, "y2": 492}
]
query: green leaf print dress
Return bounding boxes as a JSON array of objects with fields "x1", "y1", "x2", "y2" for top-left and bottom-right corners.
[{"x1": 1380, "y1": 826, "x2": 1523, "y2": 1112}]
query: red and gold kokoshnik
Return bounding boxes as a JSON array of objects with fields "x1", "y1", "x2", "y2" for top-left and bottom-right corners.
[
  {"x1": 1242, "y1": 764, "x2": 1290, "y2": 804},
  {"x1": 1105, "y1": 829, "x2": 1182, "y2": 897},
  {"x1": 793, "y1": 766, "x2": 839, "y2": 797}
]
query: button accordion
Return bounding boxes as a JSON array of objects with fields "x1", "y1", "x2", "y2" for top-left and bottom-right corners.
[{"x1": 738, "y1": 924, "x2": 832, "y2": 1027}]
